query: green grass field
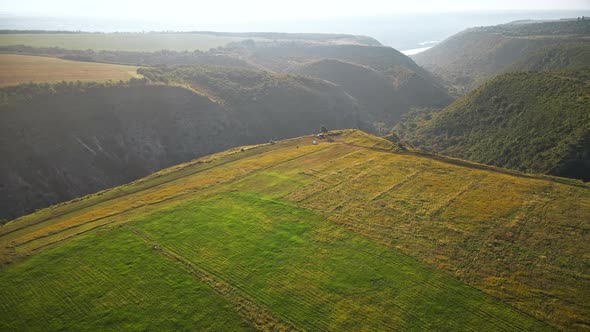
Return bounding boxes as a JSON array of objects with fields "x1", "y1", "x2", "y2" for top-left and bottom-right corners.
[
  {"x1": 0, "y1": 192, "x2": 551, "y2": 331},
  {"x1": 0, "y1": 54, "x2": 139, "y2": 86},
  {"x1": 0, "y1": 33, "x2": 255, "y2": 51},
  {"x1": 0, "y1": 230, "x2": 254, "y2": 331},
  {"x1": 1, "y1": 130, "x2": 587, "y2": 331}
]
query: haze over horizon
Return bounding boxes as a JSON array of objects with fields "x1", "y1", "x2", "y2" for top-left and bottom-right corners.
[
  {"x1": 2, "y1": 6, "x2": 589, "y2": 51},
  {"x1": 2, "y1": 0, "x2": 590, "y2": 23}
]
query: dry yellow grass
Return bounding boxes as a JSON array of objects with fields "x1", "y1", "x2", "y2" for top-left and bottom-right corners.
[{"x1": 0, "y1": 54, "x2": 140, "y2": 86}]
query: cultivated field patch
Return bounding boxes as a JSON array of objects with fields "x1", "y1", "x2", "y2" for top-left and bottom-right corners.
[
  {"x1": 0, "y1": 33, "x2": 256, "y2": 52},
  {"x1": 0, "y1": 54, "x2": 140, "y2": 86}
]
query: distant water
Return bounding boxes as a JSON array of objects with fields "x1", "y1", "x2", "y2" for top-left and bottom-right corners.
[
  {"x1": 401, "y1": 41, "x2": 439, "y2": 55},
  {"x1": 401, "y1": 46, "x2": 434, "y2": 56},
  {"x1": 1, "y1": 10, "x2": 589, "y2": 52}
]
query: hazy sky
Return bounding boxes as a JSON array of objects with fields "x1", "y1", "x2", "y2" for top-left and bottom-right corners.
[{"x1": 2, "y1": 0, "x2": 590, "y2": 23}]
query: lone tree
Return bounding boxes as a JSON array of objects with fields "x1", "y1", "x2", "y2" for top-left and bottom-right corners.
[{"x1": 320, "y1": 125, "x2": 328, "y2": 134}]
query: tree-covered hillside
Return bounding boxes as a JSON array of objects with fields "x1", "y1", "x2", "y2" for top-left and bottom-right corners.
[
  {"x1": 509, "y1": 42, "x2": 590, "y2": 71},
  {"x1": 396, "y1": 69, "x2": 590, "y2": 181}
]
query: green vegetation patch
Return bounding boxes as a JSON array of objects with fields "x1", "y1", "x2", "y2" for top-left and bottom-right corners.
[
  {"x1": 0, "y1": 229, "x2": 253, "y2": 331},
  {"x1": 398, "y1": 69, "x2": 590, "y2": 180},
  {"x1": 131, "y1": 192, "x2": 551, "y2": 331},
  {"x1": 509, "y1": 42, "x2": 590, "y2": 71}
]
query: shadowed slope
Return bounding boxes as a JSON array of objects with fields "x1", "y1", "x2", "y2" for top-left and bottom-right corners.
[
  {"x1": 0, "y1": 68, "x2": 362, "y2": 220},
  {"x1": 292, "y1": 59, "x2": 452, "y2": 124}
]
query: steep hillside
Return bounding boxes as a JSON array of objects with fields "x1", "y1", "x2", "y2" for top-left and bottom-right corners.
[
  {"x1": 223, "y1": 41, "x2": 419, "y2": 73},
  {"x1": 509, "y1": 42, "x2": 590, "y2": 71},
  {"x1": 291, "y1": 59, "x2": 452, "y2": 124},
  {"x1": 1, "y1": 130, "x2": 587, "y2": 331},
  {"x1": 412, "y1": 20, "x2": 590, "y2": 91},
  {"x1": 0, "y1": 69, "x2": 363, "y2": 221},
  {"x1": 396, "y1": 69, "x2": 590, "y2": 180},
  {"x1": 221, "y1": 41, "x2": 453, "y2": 121}
]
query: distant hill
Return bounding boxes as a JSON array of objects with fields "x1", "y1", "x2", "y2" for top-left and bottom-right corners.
[
  {"x1": 291, "y1": 58, "x2": 452, "y2": 124},
  {"x1": 412, "y1": 19, "x2": 590, "y2": 91},
  {"x1": 15, "y1": 38, "x2": 452, "y2": 128},
  {"x1": 0, "y1": 31, "x2": 380, "y2": 53},
  {"x1": 1, "y1": 130, "x2": 587, "y2": 331},
  {"x1": 197, "y1": 31, "x2": 382, "y2": 46},
  {"x1": 508, "y1": 42, "x2": 590, "y2": 71},
  {"x1": 0, "y1": 31, "x2": 380, "y2": 52},
  {"x1": 224, "y1": 40, "x2": 428, "y2": 73},
  {"x1": 0, "y1": 45, "x2": 257, "y2": 68},
  {"x1": 396, "y1": 69, "x2": 590, "y2": 181},
  {"x1": 222, "y1": 41, "x2": 454, "y2": 124},
  {"x1": 0, "y1": 67, "x2": 364, "y2": 221},
  {"x1": 0, "y1": 37, "x2": 454, "y2": 125}
]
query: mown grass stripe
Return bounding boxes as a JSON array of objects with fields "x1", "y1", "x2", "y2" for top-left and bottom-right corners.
[{"x1": 130, "y1": 229, "x2": 301, "y2": 332}]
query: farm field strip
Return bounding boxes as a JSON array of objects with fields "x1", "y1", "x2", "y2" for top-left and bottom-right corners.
[
  {"x1": 0, "y1": 33, "x2": 262, "y2": 52},
  {"x1": 285, "y1": 150, "x2": 385, "y2": 202},
  {"x1": 131, "y1": 229, "x2": 299, "y2": 332},
  {"x1": 0, "y1": 54, "x2": 140, "y2": 86}
]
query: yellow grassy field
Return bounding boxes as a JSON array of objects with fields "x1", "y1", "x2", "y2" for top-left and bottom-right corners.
[{"x1": 0, "y1": 54, "x2": 140, "y2": 86}]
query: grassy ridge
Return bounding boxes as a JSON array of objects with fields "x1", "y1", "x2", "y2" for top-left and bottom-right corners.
[
  {"x1": 0, "y1": 54, "x2": 140, "y2": 86},
  {"x1": 1, "y1": 130, "x2": 587, "y2": 330}
]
